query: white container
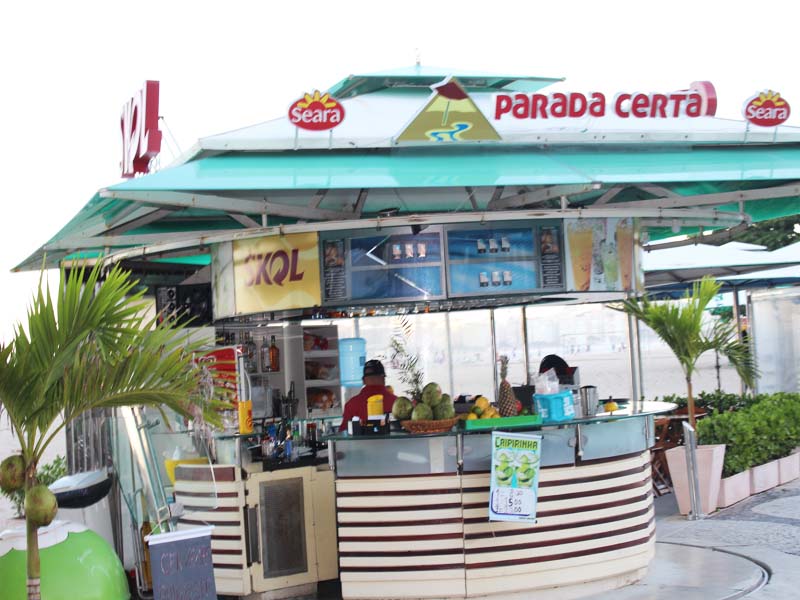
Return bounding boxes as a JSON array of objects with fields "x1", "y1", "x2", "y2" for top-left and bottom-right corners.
[
  {"x1": 666, "y1": 444, "x2": 725, "y2": 515},
  {"x1": 717, "y1": 470, "x2": 751, "y2": 508},
  {"x1": 750, "y1": 459, "x2": 780, "y2": 494},
  {"x1": 778, "y1": 452, "x2": 800, "y2": 485}
]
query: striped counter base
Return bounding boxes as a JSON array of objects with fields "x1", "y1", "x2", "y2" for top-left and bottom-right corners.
[{"x1": 336, "y1": 451, "x2": 653, "y2": 599}]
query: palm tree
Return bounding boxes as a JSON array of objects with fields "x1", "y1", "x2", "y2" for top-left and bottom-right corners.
[
  {"x1": 613, "y1": 276, "x2": 756, "y2": 427},
  {"x1": 0, "y1": 264, "x2": 217, "y2": 600}
]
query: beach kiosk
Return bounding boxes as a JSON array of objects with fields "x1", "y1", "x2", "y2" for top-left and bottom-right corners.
[{"x1": 17, "y1": 67, "x2": 800, "y2": 599}]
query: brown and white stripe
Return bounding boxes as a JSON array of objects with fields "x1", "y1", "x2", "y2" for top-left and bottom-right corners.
[
  {"x1": 174, "y1": 465, "x2": 250, "y2": 596},
  {"x1": 335, "y1": 451, "x2": 654, "y2": 599}
]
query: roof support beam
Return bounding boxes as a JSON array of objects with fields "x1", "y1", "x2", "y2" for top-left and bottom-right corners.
[
  {"x1": 592, "y1": 185, "x2": 625, "y2": 206},
  {"x1": 105, "y1": 208, "x2": 176, "y2": 236},
  {"x1": 100, "y1": 190, "x2": 355, "y2": 221},
  {"x1": 636, "y1": 184, "x2": 679, "y2": 198},
  {"x1": 643, "y1": 222, "x2": 751, "y2": 251},
  {"x1": 465, "y1": 187, "x2": 479, "y2": 210},
  {"x1": 309, "y1": 189, "x2": 328, "y2": 209},
  {"x1": 621, "y1": 182, "x2": 800, "y2": 209},
  {"x1": 44, "y1": 229, "x2": 243, "y2": 251},
  {"x1": 229, "y1": 213, "x2": 262, "y2": 229},
  {"x1": 352, "y1": 188, "x2": 368, "y2": 217},
  {"x1": 489, "y1": 184, "x2": 601, "y2": 210}
]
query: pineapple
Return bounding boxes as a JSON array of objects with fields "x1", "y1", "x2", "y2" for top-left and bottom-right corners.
[{"x1": 497, "y1": 355, "x2": 519, "y2": 417}]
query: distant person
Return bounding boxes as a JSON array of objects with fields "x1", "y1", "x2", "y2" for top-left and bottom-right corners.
[{"x1": 339, "y1": 359, "x2": 397, "y2": 431}]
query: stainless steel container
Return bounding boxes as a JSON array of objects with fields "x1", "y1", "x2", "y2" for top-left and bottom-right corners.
[{"x1": 579, "y1": 386, "x2": 599, "y2": 417}]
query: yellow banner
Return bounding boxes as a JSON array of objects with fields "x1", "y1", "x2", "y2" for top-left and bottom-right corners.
[{"x1": 233, "y1": 233, "x2": 321, "y2": 314}]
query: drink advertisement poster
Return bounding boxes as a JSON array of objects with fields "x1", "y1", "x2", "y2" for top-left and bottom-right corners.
[
  {"x1": 232, "y1": 232, "x2": 322, "y2": 313},
  {"x1": 489, "y1": 431, "x2": 542, "y2": 523},
  {"x1": 447, "y1": 227, "x2": 538, "y2": 296},
  {"x1": 564, "y1": 217, "x2": 640, "y2": 292}
]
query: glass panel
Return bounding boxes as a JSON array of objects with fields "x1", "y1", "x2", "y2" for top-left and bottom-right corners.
[
  {"x1": 449, "y1": 310, "x2": 494, "y2": 400},
  {"x1": 580, "y1": 417, "x2": 651, "y2": 461},
  {"x1": 462, "y1": 428, "x2": 575, "y2": 472},
  {"x1": 259, "y1": 478, "x2": 308, "y2": 579},
  {"x1": 525, "y1": 304, "x2": 631, "y2": 399},
  {"x1": 752, "y1": 289, "x2": 800, "y2": 393},
  {"x1": 335, "y1": 436, "x2": 458, "y2": 477},
  {"x1": 494, "y1": 306, "x2": 526, "y2": 386}
]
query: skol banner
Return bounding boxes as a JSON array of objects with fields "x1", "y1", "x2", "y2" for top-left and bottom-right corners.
[{"x1": 233, "y1": 232, "x2": 321, "y2": 313}]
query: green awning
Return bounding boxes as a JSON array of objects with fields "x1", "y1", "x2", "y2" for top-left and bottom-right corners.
[{"x1": 109, "y1": 146, "x2": 800, "y2": 192}]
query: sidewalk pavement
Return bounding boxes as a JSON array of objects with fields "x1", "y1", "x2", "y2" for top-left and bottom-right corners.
[{"x1": 596, "y1": 477, "x2": 800, "y2": 599}]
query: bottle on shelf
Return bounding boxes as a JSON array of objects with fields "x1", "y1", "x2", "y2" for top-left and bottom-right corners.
[
  {"x1": 269, "y1": 335, "x2": 280, "y2": 372},
  {"x1": 139, "y1": 494, "x2": 153, "y2": 591},
  {"x1": 243, "y1": 332, "x2": 257, "y2": 372},
  {"x1": 260, "y1": 340, "x2": 271, "y2": 372}
]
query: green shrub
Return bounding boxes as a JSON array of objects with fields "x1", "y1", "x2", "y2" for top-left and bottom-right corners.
[
  {"x1": 697, "y1": 393, "x2": 800, "y2": 477},
  {"x1": 0, "y1": 455, "x2": 66, "y2": 518},
  {"x1": 657, "y1": 391, "x2": 761, "y2": 414}
]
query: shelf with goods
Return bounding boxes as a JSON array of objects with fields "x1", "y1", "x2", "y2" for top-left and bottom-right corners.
[{"x1": 302, "y1": 324, "x2": 342, "y2": 418}]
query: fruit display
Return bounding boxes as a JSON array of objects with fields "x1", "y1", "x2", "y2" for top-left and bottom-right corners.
[
  {"x1": 497, "y1": 356, "x2": 520, "y2": 417},
  {"x1": 400, "y1": 382, "x2": 460, "y2": 433},
  {"x1": 604, "y1": 400, "x2": 619, "y2": 413},
  {"x1": 392, "y1": 396, "x2": 414, "y2": 420}
]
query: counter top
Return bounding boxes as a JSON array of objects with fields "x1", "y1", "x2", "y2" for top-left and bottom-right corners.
[{"x1": 325, "y1": 401, "x2": 676, "y2": 441}]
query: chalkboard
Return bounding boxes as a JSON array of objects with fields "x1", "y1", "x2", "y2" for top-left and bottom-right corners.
[{"x1": 147, "y1": 527, "x2": 216, "y2": 600}]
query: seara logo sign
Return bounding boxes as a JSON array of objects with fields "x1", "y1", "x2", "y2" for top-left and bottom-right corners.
[
  {"x1": 744, "y1": 90, "x2": 791, "y2": 127},
  {"x1": 120, "y1": 80, "x2": 162, "y2": 178},
  {"x1": 288, "y1": 90, "x2": 345, "y2": 131}
]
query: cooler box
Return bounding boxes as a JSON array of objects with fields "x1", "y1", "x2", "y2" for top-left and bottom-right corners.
[
  {"x1": 534, "y1": 391, "x2": 576, "y2": 423},
  {"x1": 339, "y1": 337, "x2": 366, "y2": 387}
]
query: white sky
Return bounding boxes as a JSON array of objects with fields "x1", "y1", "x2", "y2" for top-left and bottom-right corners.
[{"x1": 1, "y1": 0, "x2": 799, "y2": 342}]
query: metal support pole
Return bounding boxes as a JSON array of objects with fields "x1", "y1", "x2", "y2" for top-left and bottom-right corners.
[
  {"x1": 732, "y1": 287, "x2": 745, "y2": 396},
  {"x1": 490, "y1": 309, "x2": 499, "y2": 400},
  {"x1": 445, "y1": 313, "x2": 455, "y2": 396},
  {"x1": 682, "y1": 422, "x2": 705, "y2": 520},
  {"x1": 626, "y1": 308, "x2": 642, "y2": 412},
  {"x1": 521, "y1": 307, "x2": 531, "y2": 385}
]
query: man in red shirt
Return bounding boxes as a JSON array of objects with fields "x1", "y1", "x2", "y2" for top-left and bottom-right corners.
[{"x1": 339, "y1": 359, "x2": 397, "y2": 431}]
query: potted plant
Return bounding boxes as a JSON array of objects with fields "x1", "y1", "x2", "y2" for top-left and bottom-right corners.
[
  {"x1": 696, "y1": 410, "x2": 752, "y2": 508},
  {"x1": 0, "y1": 264, "x2": 221, "y2": 600},
  {"x1": 613, "y1": 276, "x2": 757, "y2": 515}
]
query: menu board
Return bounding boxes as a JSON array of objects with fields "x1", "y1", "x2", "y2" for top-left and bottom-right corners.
[
  {"x1": 489, "y1": 431, "x2": 542, "y2": 523},
  {"x1": 148, "y1": 528, "x2": 216, "y2": 600},
  {"x1": 447, "y1": 227, "x2": 539, "y2": 296},
  {"x1": 539, "y1": 225, "x2": 563, "y2": 288},
  {"x1": 321, "y1": 230, "x2": 445, "y2": 303},
  {"x1": 564, "y1": 217, "x2": 638, "y2": 292}
]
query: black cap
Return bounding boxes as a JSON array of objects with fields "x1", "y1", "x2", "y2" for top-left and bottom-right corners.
[{"x1": 363, "y1": 359, "x2": 386, "y2": 377}]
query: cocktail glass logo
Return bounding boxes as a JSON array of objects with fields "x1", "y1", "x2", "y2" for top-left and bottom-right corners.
[
  {"x1": 744, "y1": 90, "x2": 791, "y2": 127},
  {"x1": 244, "y1": 249, "x2": 305, "y2": 287},
  {"x1": 288, "y1": 90, "x2": 345, "y2": 131}
]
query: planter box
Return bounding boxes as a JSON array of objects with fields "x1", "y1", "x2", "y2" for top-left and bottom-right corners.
[
  {"x1": 750, "y1": 459, "x2": 780, "y2": 494},
  {"x1": 666, "y1": 444, "x2": 725, "y2": 515},
  {"x1": 718, "y1": 470, "x2": 751, "y2": 508},
  {"x1": 778, "y1": 452, "x2": 800, "y2": 485}
]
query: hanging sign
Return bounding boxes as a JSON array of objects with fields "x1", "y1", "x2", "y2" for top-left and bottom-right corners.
[
  {"x1": 743, "y1": 90, "x2": 791, "y2": 127},
  {"x1": 233, "y1": 232, "x2": 322, "y2": 313},
  {"x1": 120, "y1": 80, "x2": 162, "y2": 178},
  {"x1": 489, "y1": 431, "x2": 542, "y2": 523},
  {"x1": 494, "y1": 81, "x2": 717, "y2": 120},
  {"x1": 288, "y1": 90, "x2": 345, "y2": 131},
  {"x1": 564, "y1": 217, "x2": 641, "y2": 293},
  {"x1": 147, "y1": 527, "x2": 216, "y2": 600}
]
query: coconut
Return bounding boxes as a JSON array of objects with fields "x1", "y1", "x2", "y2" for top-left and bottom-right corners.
[
  {"x1": 0, "y1": 455, "x2": 25, "y2": 493},
  {"x1": 25, "y1": 484, "x2": 58, "y2": 527},
  {"x1": 411, "y1": 403, "x2": 433, "y2": 421},
  {"x1": 433, "y1": 402, "x2": 455, "y2": 420},
  {"x1": 392, "y1": 396, "x2": 414, "y2": 420},
  {"x1": 421, "y1": 382, "x2": 442, "y2": 407}
]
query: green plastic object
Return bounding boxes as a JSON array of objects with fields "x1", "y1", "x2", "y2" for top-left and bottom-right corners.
[
  {"x1": 0, "y1": 529, "x2": 129, "y2": 600},
  {"x1": 463, "y1": 414, "x2": 543, "y2": 430}
]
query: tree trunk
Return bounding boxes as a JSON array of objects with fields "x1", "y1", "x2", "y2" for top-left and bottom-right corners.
[
  {"x1": 686, "y1": 376, "x2": 696, "y2": 428},
  {"x1": 25, "y1": 464, "x2": 41, "y2": 600}
]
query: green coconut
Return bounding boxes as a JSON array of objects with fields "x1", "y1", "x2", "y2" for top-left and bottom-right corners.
[
  {"x1": 392, "y1": 396, "x2": 414, "y2": 420},
  {"x1": 433, "y1": 401, "x2": 455, "y2": 420},
  {"x1": 0, "y1": 455, "x2": 25, "y2": 493},
  {"x1": 25, "y1": 484, "x2": 58, "y2": 527},
  {"x1": 421, "y1": 382, "x2": 442, "y2": 407},
  {"x1": 411, "y1": 403, "x2": 433, "y2": 421}
]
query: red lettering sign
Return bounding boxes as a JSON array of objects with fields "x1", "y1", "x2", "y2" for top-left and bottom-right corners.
[
  {"x1": 744, "y1": 90, "x2": 791, "y2": 127},
  {"x1": 494, "y1": 82, "x2": 716, "y2": 121},
  {"x1": 244, "y1": 249, "x2": 305, "y2": 287},
  {"x1": 120, "y1": 81, "x2": 162, "y2": 178},
  {"x1": 288, "y1": 90, "x2": 345, "y2": 131}
]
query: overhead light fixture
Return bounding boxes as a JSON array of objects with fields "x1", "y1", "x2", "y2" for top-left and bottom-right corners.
[{"x1": 671, "y1": 219, "x2": 681, "y2": 234}]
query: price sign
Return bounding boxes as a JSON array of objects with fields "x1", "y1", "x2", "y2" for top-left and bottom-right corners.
[{"x1": 489, "y1": 431, "x2": 542, "y2": 522}]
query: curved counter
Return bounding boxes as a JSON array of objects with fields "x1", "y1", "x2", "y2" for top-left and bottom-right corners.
[{"x1": 327, "y1": 402, "x2": 674, "y2": 600}]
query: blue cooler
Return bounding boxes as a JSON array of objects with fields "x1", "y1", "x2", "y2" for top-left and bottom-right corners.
[{"x1": 534, "y1": 391, "x2": 576, "y2": 423}]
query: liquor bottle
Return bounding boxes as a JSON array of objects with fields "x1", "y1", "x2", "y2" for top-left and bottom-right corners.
[
  {"x1": 139, "y1": 495, "x2": 153, "y2": 591},
  {"x1": 269, "y1": 336, "x2": 280, "y2": 372},
  {"x1": 260, "y1": 341, "x2": 271, "y2": 372}
]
